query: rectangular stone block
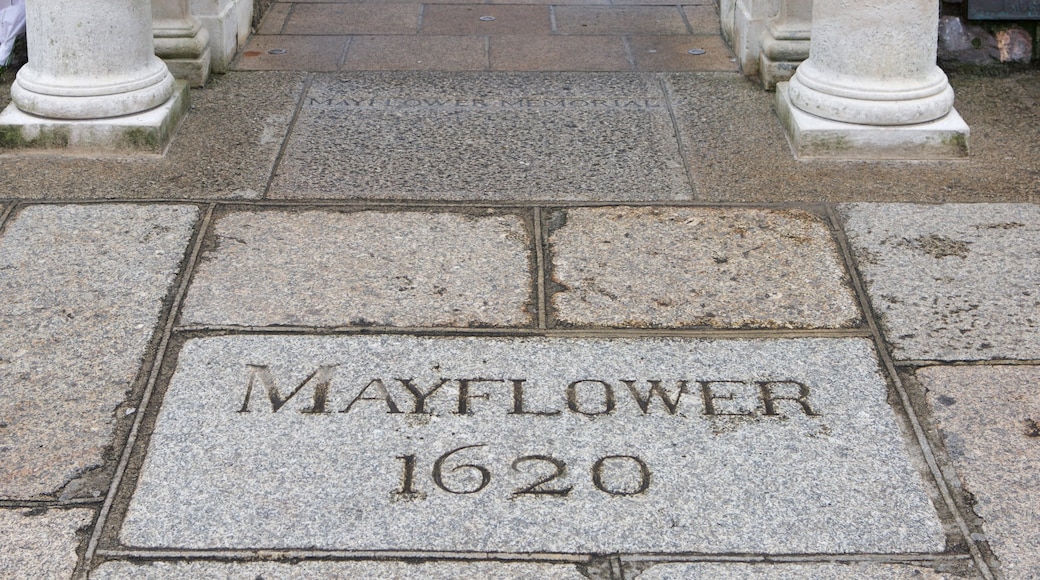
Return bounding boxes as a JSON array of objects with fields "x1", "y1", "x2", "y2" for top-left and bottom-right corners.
[
  {"x1": 635, "y1": 562, "x2": 959, "y2": 579},
  {"x1": 0, "y1": 83, "x2": 189, "y2": 154},
  {"x1": 0, "y1": 508, "x2": 92, "y2": 579},
  {"x1": 549, "y1": 207, "x2": 861, "y2": 329},
  {"x1": 268, "y1": 72, "x2": 691, "y2": 200},
  {"x1": 0, "y1": 204, "x2": 199, "y2": 498},
  {"x1": 919, "y1": 365, "x2": 1040, "y2": 579},
  {"x1": 92, "y1": 561, "x2": 586, "y2": 579},
  {"x1": 776, "y1": 84, "x2": 970, "y2": 160},
  {"x1": 120, "y1": 335, "x2": 943, "y2": 553},
  {"x1": 840, "y1": 203, "x2": 1040, "y2": 361},
  {"x1": 179, "y1": 210, "x2": 532, "y2": 328}
]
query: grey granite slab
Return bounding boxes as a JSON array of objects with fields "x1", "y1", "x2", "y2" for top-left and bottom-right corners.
[
  {"x1": 180, "y1": 210, "x2": 532, "y2": 327},
  {"x1": 549, "y1": 207, "x2": 860, "y2": 328},
  {"x1": 120, "y1": 335, "x2": 943, "y2": 553},
  {"x1": 635, "y1": 562, "x2": 956, "y2": 579},
  {"x1": 0, "y1": 72, "x2": 305, "y2": 199},
  {"x1": 665, "y1": 72, "x2": 1040, "y2": 203},
  {"x1": 268, "y1": 72, "x2": 692, "y2": 200},
  {"x1": 919, "y1": 365, "x2": 1040, "y2": 579},
  {"x1": 91, "y1": 560, "x2": 586, "y2": 579},
  {"x1": 0, "y1": 508, "x2": 92, "y2": 579},
  {"x1": 0, "y1": 204, "x2": 198, "y2": 498},
  {"x1": 839, "y1": 203, "x2": 1040, "y2": 361}
]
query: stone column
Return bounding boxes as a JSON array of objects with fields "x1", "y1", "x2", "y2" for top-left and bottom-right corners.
[
  {"x1": 775, "y1": 0, "x2": 969, "y2": 159},
  {"x1": 154, "y1": 0, "x2": 212, "y2": 87},
  {"x1": 0, "y1": 0, "x2": 189, "y2": 152},
  {"x1": 758, "y1": 0, "x2": 811, "y2": 89}
]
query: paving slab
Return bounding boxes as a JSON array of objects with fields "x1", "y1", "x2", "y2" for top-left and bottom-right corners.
[
  {"x1": 180, "y1": 210, "x2": 532, "y2": 328},
  {"x1": 629, "y1": 35, "x2": 738, "y2": 72},
  {"x1": 0, "y1": 204, "x2": 198, "y2": 498},
  {"x1": 489, "y1": 35, "x2": 631, "y2": 71},
  {"x1": 839, "y1": 203, "x2": 1040, "y2": 361},
  {"x1": 553, "y1": 6, "x2": 689, "y2": 35},
  {"x1": 120, "y1": 335, "x2": 943, "y2": 553},
  {"x1": 91, "y1": 560, "x2": 586, "y2": 579},
  {"x1": 268, "y1": 72, "x2": 691, "y2": 200},
  {"x1": 634, "y1": 562, "x2": 959, "y2": 579},
  {"x1": 0, "y1": 72, "x2": 306, "y2": 199},
  {"x1": 666, "y1": 72, "x2": 1040, "y2": 203},
  {"x1": 235, "y1": 35, "x2": 349, "y2": 71},
  {"x1": 421, "y1": 5, "x2": 551, "y2": 35},
  {"x1": 549, "y1": 207, "x2": 860, "y2": 329},
  {"x1": 0, "y1": 508, "x2": 92, "y2": 579},
  {"x1": 343, "y1": 36, "x2": 488, "y2": 71},
  {"x1": 283, "y1": 3, "x2": 421, "y2": 35},
  {"x1": 919, "y1": 365, "x2": 1040, "y2": 579}
]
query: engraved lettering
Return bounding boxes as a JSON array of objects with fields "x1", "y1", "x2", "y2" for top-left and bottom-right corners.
[
  {"x1": 238, "y1": 364, "x2": 338, "y2": 413},
  {"x1": 622, "y1": 379, "x2": 688, "y2": 414},
  {"x1": 398, "y1": 378, "x2": 452, "y2": 414},
  {"x1": 757, "y1": 380, "x2": 818, "y2": 416},
  {"x1": 509, "y1": 379, "x2": 560, "y2": 416},
  {"x1": 432, "y1": 445, "x2": 491, "y2": 494},
  {"x1": 699, "y1": 380, "x2": 755, "y2": 416},
  {"x1": 456, "y1": 378, "x2": 501, "y2": 415},
  {"x1": 339, "y1": 378, "x2": 402, "y2": 414},
  {"x1": 591, "y1": 455, "x2": 651, "y2": 496},
  {"x1": 512, "y1": 455, "x2": 572, "y2": 497},
  {"x1": 567, "y1": 380, "x2": 616, "y2": 416}
]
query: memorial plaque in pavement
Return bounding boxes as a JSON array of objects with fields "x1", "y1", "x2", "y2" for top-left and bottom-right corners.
[
  {"x1": 121, "y1": 336, "x2": 944, "y2": 553},
  {"x1": 268, "y1": 72, "x2": 691, "y2": 200}
]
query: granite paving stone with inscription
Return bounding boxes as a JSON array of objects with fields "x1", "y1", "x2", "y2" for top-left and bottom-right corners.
[
  {"x1": 120, "y1": 335, "x2": 943, "y2": 553},
  {"x1": 0, "y1": 205, "x2": 198, "y2": 498},
  {"x1": 840, "y1": 203, "x2": 1040, "y2": 361},
  {"x1": 180, "y1": 210, "x2": 532, "y2": 328},
  {"x1": 268, "y1": 72, "x2": 690, "y2": 200},
  {"x1": 549, "y1": 207, "x2": 861, "y2": 328},
  {"x1": 918, "y1": 366, "x2": 1040, "y2": 578},
  {"x1": 9, "y1": 5, "x2": 1040, "y2": 578}
]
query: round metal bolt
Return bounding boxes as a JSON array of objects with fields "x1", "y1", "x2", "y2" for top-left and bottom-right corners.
[
  {"x1": 687, "y1": 48, "x2": 706, "y2": 55},
  {"x1": 479, "y1": 15, "x2": 496, "y2": 21},
  {"x1": 268, "y1": 48, "x2": 288, "y2": 55}
]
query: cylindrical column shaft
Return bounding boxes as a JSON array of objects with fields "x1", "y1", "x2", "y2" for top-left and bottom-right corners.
[
  {"x1": 787, "y1": 0, "x2": 953, "y2": 125},
  {"x1": 12, "y1": 0, "x2": 174, "y2": 120}
]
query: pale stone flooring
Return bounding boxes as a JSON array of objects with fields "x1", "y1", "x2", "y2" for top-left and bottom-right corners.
[{"x1": 1, "y1": 3, "x2": 1040, "y2": 580}]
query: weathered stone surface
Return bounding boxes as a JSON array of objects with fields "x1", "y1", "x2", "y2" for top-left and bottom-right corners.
[
  {"x1": 919, "y1": 365, "x2": 1040, "y2": 579},
  {"x1": 91, "y1": 560, "x2": 586, "y2": 579},
  {"x1": 0, "y1": 508, "x2": 92, "y2": 579},
  {"x1": 839, "y1": 203, "x2": 1040, "y2": 361},
  {"x1": 180, "y1": 210, "x2": 532, "y2": 327},
  {"x1": 120, "y1": 335, "x2": 943, "y2": 553},
  {"x1": 550, "y1": 207, "x2": 860, "y2": 328},
  {"x1": 635, "y1": 562, "x2": 953, "y2": 579},
  {"x1": 268, "y1": 72, "x2": 691, "y2": 200},
  {"x1": 0, "y1": 204, "x2": 198, "y2": 498}
]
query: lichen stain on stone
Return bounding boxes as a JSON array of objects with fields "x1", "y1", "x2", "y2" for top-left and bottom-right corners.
[{"x1": 914, "y1": 234, "x2": 971, "y2": 259}]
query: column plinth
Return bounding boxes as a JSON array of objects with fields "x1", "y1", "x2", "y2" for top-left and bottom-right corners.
[
  {"x1": 776, "y1": 0, "x2": 969, "y2": 159},
  {"x1": 0, "y1": 0, "x2": 188, "y2": 153}
]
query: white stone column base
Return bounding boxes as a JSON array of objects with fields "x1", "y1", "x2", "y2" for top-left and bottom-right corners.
[
  {"x1": 776, "y1": 83, "x2": 969, "y2": 160},
  {"x1": 0, "y1": 82, "x2": 189, "y2": 154},
  {"x1": 158, "y1": 47, "x2": 212, "y2": 88},
  {"x1": 759, "y1": 44, "x2": 807, "y2": 90}
]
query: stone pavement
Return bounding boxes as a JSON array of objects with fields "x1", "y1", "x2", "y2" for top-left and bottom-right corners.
[{"x1": 1, "y1": 3, "x2": 1040, "y2": 579}]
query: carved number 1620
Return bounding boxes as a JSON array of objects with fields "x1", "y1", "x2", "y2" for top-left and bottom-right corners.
[{"x1": 394, "y1": 445, "x2": 651, "y2": 498}]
